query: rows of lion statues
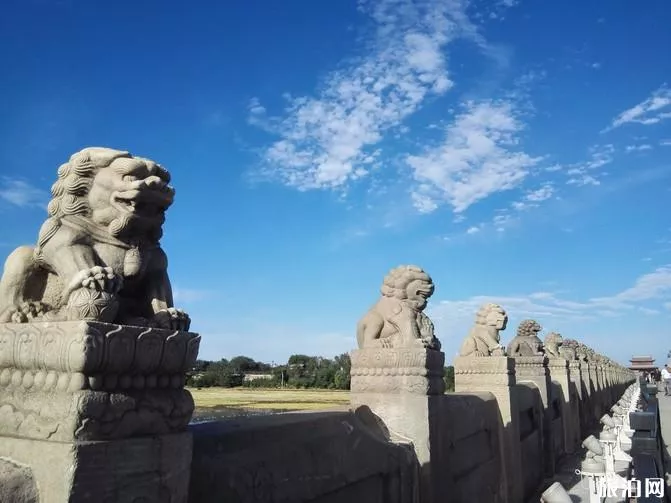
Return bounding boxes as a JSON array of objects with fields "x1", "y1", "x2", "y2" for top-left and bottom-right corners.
[
  {"x1": 356, "y1": 264, "x2": 616, "y2": 365},
  {"x1": 0, "y1": 147, "x2": 613, "y2": 368}
]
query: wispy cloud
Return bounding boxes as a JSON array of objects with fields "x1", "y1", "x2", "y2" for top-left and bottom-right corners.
[
  {"x1": 604, "y1": 85, "x2": 671, "y2": 132},
  {"x1": 0, "y1": 178, "x2": 49, "y2": 209},
  {"x1": 250, "y1": 0, "x2": 468, "y2": 190},
  {"x1": 407, "y1": 99, "x2": 542, "y2": 213},
  {"x1": 625, "y1": 144, "x2": 653, "y2": 153},
  {"x1": 565, "y1": 144, "x2": 615, "y2": 186},
  {"x1": 430, "y1": 264, "x2": 671, "y2": 342},
  {"x1": 511, "y1": 183, "x2": 554, "y2": 211}
]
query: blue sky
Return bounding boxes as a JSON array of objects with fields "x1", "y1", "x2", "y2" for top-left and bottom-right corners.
[{"x1": 1, "y1": 0, "x2": 670, "y2": 367}]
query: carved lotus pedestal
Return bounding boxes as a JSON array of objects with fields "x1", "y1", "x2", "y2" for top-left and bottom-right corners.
[{"x1": 0, "y1": 321, "x2": 200, "y2": 503}]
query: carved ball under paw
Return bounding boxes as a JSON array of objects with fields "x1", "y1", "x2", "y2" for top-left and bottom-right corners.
[
  {"x1": 66, "y1": 288, "x2": 119, "y2": 322},
  {"x1": 68, "y1": 266, "x2": 123, "y2": 294},
  {"x1": 153, "y1": 307, "x2": 190, "y2": 331}
]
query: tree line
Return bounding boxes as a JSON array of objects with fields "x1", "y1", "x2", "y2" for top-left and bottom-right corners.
[{"x1": 187, "y1": 354, "x2": 455, "y2": 392}]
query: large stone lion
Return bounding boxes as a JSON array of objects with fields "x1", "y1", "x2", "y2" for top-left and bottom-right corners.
[
  {"x1": 543, "y1": 332, "x2": 563, "y2": 358},
  {"x1": 356, "y1": 265, "x2": 441, "y2": 350},
  {"x1": 0, "y1": 147, "x2": 189, "y2": 330},
  {"x1": 506, "y1": 319, "x2": 544, "y2": 357},
  {"x1": 458, "y1": 303, "x2": 507, "y2": 357}
]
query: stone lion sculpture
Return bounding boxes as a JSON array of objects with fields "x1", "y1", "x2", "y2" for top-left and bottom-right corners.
[
  {"x1": 356, "y1": 265, "x2": 441, "y2": 350},
  {"x1": 458, "y1": 303, "x2": 507, "y2": 357},
  {"x1": 559, "y1": 338, "x2": 577, "y2": 360},
  {"x1": 506, "y1": 319, "x2": 544, "y2": 357},
  {"x1": 543, "y1": 332, "x2": 563, "y2": 358},
  {"x1": 0, "y1": 147, "x2": 189, "y2": 330}
]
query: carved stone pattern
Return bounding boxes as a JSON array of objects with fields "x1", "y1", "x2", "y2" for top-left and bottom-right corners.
[
  {"x1": 0, "y1": 388, "x2": 194, "y2": 442},
  {"x1": 545, "y1": 357, "x2": 569, "y2": 370},
  {"x1": 454, "y1": 373, "x2": 515, "y2": 387},
  {"x1": 350, "y1": 375, "x2": 444, "y2": 394},
  {"x1": 350, "y1": 348, "x2": 444, "y2": 370},
  {"x1": 0, "y1": 321, "x2": 200, "y2": 388}
]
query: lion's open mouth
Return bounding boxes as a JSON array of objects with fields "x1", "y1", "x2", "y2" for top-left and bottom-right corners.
[{"x1": 112, "y1": 184, "x2": 173, "y2": 219}]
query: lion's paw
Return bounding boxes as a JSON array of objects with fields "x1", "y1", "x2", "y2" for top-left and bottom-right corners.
[
  {"x1": 6, "y1": 301, "x2": 51, "y2": 323},
  {"x1": 68, "y1": 266, "x2": 123, "y2": 295},
  {"x1": 153, "y1": 308, "x2": 190, "y2": 331}
]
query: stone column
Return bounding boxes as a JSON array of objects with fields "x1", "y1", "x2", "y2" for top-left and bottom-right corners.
[
  {"x1": 350, "y1": 346, "x2": 445, "y2": 503},
  {"x1": 514, "y1": 355, "x2": 554, "y2": 476},
  {"x1": 454, "y1": 356, "x2": 521, "y2": 503},
  {"x1": 546, "y1": 357, "x2": 575, "y2": 455},
  {"x1": 568, "y1": 360, "x2": 583, "y2": 447},
  {"x1": 580, "y1": 361, "x2": 593, "y2": 429},
  {"x1": 0, "y1": 321, "x2": 200, "y2": 503}
]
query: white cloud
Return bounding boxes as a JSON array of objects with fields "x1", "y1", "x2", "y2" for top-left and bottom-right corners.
[
  {"x1": 466, "y1": 225, "x2": 480, "y2": 234},
  {"x1": 429, "y1": 264, "x2": 671, "y2": 357},
  {"x1": 407, "y1": 100, "x2": 542, "y2": 213},
  {"x1": 251, "y1": 0, "x2": 472, "y2": 191},
  {"x1": 590, "y1": 265, "x2": 671, "y2": 307},
  {"x1": 511, "y1": 183, "x2": 554, "y2": 211},
  {"x1": 660, "y1": 139, "x2": 671, "y2": 147},
  {"x1": 565, "y1": 144, "x2": 614, "y2": 186},
  {"x1": 625, "y1": 144, "x2": 653, "y2": 153},
  {"x1": 605, "y1": 85, "x2": 671, "y2": 131},
  {"x1": 0, "y1": 178, "x2": 49, "y2": 209}
]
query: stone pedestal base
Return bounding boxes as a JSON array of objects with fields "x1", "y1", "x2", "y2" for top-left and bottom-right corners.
[
  {"x1": 350, "y1": 347, "x2": 445, "y2": 395},
  {"x1": 0, "y1": 432, "x2": 192, "y2": 503},
  {"x1": 0, "y1": 321, "x2": 200, "y2": 503},
  {"x1": 350, "y1": 347, "x2": 444, "y2": 503},
  {"x1": 454, "y1": 356, "x2": 521, "y2": 503}
]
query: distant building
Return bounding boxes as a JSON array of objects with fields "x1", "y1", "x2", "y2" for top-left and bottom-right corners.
[
  {"x1": 243, "y1": 372, "x2": 273, "y2": 382},
  {"x1": 629, "y1": 355, "x2": 656, "y2": 372}
]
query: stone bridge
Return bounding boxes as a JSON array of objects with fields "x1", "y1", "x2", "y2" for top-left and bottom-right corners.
[{"x1": 0, "y1": 149, "x2": 664, "y2": 503}]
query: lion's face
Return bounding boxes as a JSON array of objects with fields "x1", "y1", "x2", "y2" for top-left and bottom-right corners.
[
  {"x1": 405, "y1": 278, "x2": 434, "y2": 311},
  {"x1": 547, "y1": 332, "x2": 563, "y2": 348},
  {"x1": 87, "y1": 156, "x2": 174, "y2": 241},
  {"x1": 484, "y1": 307, "x2": 508, "y2": 331}
]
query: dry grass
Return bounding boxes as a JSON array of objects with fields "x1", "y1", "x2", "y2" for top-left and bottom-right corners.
[{"x1": 188, "y1": 387, "x2": 350, "y2": 411}]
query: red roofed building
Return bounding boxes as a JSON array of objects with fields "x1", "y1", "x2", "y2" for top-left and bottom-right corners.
[{"x1": 629, "y1": 355, "x2": 656, "y2": 372}]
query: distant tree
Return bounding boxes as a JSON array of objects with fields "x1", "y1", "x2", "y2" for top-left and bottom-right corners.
[{"x1": 444, "y1": 366, "x2": 455, "y2": 392}]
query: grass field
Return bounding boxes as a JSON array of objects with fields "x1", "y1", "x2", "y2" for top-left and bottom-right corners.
[{"x1": 188, "y1": 387, "x2": 350, "y2": 412}]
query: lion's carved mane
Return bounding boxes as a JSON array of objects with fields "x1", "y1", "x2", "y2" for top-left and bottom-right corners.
[
  {"x1": 0, "y1": 147, "x2": 189, "y2": 330},
  {"x1": 459, "y1": 303, "x2": 508, "y2": 357},
  {"x1": 506, "y1": 319, "x2": 544, "y2": 357},
  {"x1": 356, "y1": 265, "x2": 441, "y2": 350}
]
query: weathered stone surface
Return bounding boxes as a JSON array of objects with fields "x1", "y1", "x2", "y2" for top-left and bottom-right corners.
[
  {"x1": 543, "y1": 332, "x2": 563, "y2": 358},
  {"x1": 506, "y1": 319, "x2": 544, "y2": 357},
  {"x1": 1, "y1": 431, "x2": 192, "y2": 503},
  {"x1": 0, "y1": 147, "x2": 189, "y2": 331},
  {"x1": 0, "y1": 320, "x2": 200, "y2": 441},
  {"x1": 356, "y1": 265, "x2": 440, "y2": 350},
  {"x1": 188, "y1": 410, "x2": 418, "y2": 503},
  {"x1": 0, "y1": 458, "x2": 38, "y2": 503},
  {"x1": 350, "y1": 347, "x2": 445, "y2": 395},
  {"x1": 454, "y1": 355, "x2": 522, "y2": 503},
  {"x1": 458, "y1": 303, "x2": 508, "y2": 357}
]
